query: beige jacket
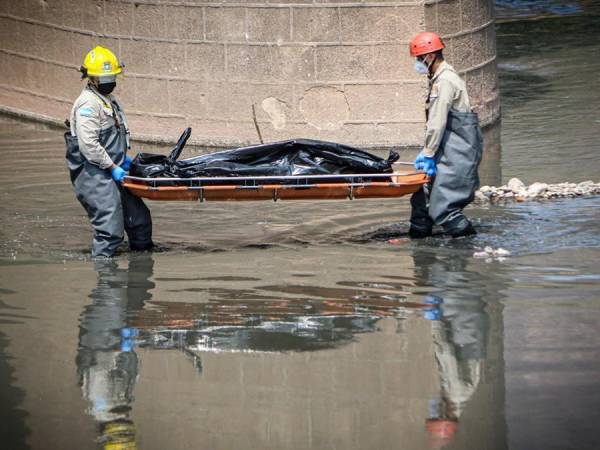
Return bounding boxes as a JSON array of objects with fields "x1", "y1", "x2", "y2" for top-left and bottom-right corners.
[
  {"x1": 69, "y1": 85, "x2": 129, "y2": 169},
  {"x1": 432, "y1": 321, "x2": 481, "y2": 419},
  {"x1": 423, "y1": 61, "x2": 471, "y2": 158}
]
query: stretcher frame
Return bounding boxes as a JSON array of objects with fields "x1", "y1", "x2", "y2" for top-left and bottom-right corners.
[{"x1": 123, "y1": 170, "x2": 429, "y2": 202}]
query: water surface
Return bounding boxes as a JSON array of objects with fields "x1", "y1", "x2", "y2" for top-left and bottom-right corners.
[{"x1": 1, "y1": 3, "x2": 600, "y2": 450}]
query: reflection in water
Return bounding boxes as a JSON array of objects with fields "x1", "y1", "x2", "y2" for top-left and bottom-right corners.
[
  {"x1": 72, "y1": 250, "x2": 504, "y2": 449},
  {"x1": 0, "y1": 297, "x2": 32, "y2": 449},
  {"x1": 496, "y1": 5, "x2": 600, "y2": 183},
  {"x1": 480, "y1": 122, "x2": 503, "y2": 187},
  {"x1": 411, "y1": 250, "x2": 493, "y2": 449},
  {"x1": 1, "y1": 3, "x2": 599, "y2": 449},
  {"x1": 128, "y1": 276, "x2": 427, "y2": 354},
  {"x1": 76, "y1": 257, "x2": 154, "y2": 449}
]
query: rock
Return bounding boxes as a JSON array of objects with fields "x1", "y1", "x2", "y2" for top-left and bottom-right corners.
[
  {"x1": 474, "y1": 247, "x2": 511, "y2": 260},
  {"x1": 475, "y1": 180, "x2": 599, "y2": 204},
  {"x1": 475, "y1": 191, "x2": 489, "y2": 202},
  {"x1": 507, "y1": 178, "x2": 526, "y2": 193},
  {"x1": 577, "y1": 181, "x2": 594, "y2": 194},
  {"x1": 528, "y1": 182, "x2": 548, "y2": 197}
]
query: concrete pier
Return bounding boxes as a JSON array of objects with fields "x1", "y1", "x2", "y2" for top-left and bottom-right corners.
[{"x1": 0, "y1": 0, "x2": 500, "y2": 149}]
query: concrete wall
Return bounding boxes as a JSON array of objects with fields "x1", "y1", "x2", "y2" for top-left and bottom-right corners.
[
  {"x1": 425, "y1": 0, "x2": 499, "y2": 127},
  {"x1": 0, "y1": 0, "x2": 499, "y2": 149}
]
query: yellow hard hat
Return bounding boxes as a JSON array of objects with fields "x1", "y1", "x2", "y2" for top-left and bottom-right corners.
[
  {"x1": 100, "y1": 421, "x2": 137, "y2": 450},
  {"x1": 80, "y1": 46, "x2": 123, "y2": 78}
]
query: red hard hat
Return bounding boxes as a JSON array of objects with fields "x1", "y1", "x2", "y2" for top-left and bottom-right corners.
[
  {"x1": 409, "y1": 32, "x2": 445, "y2": 57},
  {"x1": 426, "y1": 419, "x2": 458, "y2": 448}
]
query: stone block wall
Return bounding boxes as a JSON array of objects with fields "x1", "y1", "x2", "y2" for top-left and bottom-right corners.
[
  {"x1": 425, "y1": 0, "x2": 500, "y2": 127},
  {"x1": 0, "y1": 0, "x2": 499, "y2": 149}
]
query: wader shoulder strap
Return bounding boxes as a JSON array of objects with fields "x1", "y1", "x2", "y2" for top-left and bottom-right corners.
[{"x1": 109, "y1": 100, "x2": 122, "y2": 129}]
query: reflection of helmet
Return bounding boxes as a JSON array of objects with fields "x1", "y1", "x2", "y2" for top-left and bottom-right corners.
[
  {"x1": 80, "y1": 46, "x2": 123, "y2": 78},
  {"x1": 409, "y1": 32, "x2": 445, "y2": 57},
  {"x1": 426, "y1": 419, "x2": 458, "y2": 448},
  {"x1": 99, "y1": 420, "x2": 137, "y2": 450}
]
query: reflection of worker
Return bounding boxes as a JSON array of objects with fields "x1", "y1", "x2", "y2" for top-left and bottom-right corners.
[
  {"x1": 408, "y1": 32, "x2": 483, "y2": 238},
  {"x1": 65, "y1": 46, "x2": 152, "y2": 257},
  {"x1": 413, "y1": 250, "x2": 489, "y2": 448},
  {"x1": 76, "y1": 256, "x2": 154, "y2": 449}
]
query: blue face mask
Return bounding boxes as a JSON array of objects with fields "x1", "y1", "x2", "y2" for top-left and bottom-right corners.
[
  {"x1": 414, "y1": 56, "x2": 432, "y2": 75},
  {"x1": 414, "y1": 60, "x2": 429, "y2": 75}
]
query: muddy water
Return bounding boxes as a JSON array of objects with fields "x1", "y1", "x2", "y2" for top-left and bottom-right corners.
[
  {"x1": 497, "y1": 1, "x2": 600, "y2": 184},
  {"x1": 2, "y1": 6, "x2": 600, "y2": 450}
]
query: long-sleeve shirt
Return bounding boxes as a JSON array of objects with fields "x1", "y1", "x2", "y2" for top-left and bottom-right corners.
[
  {"x1": 423, "y1": 61, "x2": 471, "y2": 158},
  {"x1": 69, "y1": 85, "x2": 128, "y2": 169}
]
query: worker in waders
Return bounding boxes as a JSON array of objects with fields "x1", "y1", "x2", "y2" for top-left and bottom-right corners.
[
  {"x1": 65, "y1": 46, "x2": 152, "y2": 257},
  {"x1": 408, "y1": 32, "x2": 483, "y2": 238}
]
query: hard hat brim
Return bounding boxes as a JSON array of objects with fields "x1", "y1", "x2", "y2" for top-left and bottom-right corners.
[{"x1": 85, "y1": 66, "x2": 123, "y2": 77}]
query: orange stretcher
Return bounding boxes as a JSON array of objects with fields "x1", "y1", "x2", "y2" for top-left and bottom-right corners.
[{"x1": 123, "y1": 171, "x2": 429, "y2": 202}]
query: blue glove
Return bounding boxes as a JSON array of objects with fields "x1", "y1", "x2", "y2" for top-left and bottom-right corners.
[
  {"x1": 423, "y1": 308, "x2": 441, "y2": 321},
  {"x1": 414, "y1": 152, "x2": 437, "y2": 177},
  {"x1": 121, "y1": 155, "x2": 133, "y2": 171},
  {"x1": 414, "y1": 152, "x2": 426, "y2": 170},
  {"x1": 424, "y1": 295, "x2": 443, "y2": 306},
  {"x1": 121, "y1": 327, "x2": 139, "y2": 339},
  {"x1": 422, "y1": 156, "x2": 437, "y2": 177},
  {"x1": 121, "y1": 338, "x2": 135, "y2": 352},
  {"x1": 111, "y1": 166, "x2": 126, "y2": 183}
]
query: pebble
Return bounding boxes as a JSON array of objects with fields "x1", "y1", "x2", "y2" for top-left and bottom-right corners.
[
  {"x1": 473, "y1": 246, "x2": 511, "y2": 261},
  {"x1": 507, "y1": 177, "x2": 526, "y2": 193},
  {"x1": 528, "y1": 182, "x2": 548, "y2": 197},
  {"x1": 474, "y1": 178, "x2": 600, "y2": 204}
]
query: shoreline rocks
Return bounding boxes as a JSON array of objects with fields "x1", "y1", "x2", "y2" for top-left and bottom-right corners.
[{"x1": 475, "y1": 178, "x2": 600, "y2": 203}]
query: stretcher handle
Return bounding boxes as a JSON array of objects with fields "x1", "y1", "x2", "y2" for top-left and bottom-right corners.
[
  {"x1": 125, "y1": 169, "x2": 420, "y2": 183},
  {"x1": 168, "y1": 127, "x2": 192, "y2": 162}
]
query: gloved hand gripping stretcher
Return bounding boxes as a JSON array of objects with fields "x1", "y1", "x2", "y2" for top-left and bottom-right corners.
[{"x1": 123, "y1": 128, "x2": 429, "y2": 202}]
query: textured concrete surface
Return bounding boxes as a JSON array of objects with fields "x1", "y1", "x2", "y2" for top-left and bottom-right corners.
[{"x1": 0, "y1": 0, "x2": 499, "y2": 149}]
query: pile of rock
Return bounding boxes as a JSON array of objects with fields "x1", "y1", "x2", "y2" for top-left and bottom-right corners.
[{"x1": 475, "y1": 178, "x2": 600, "y2": 203}]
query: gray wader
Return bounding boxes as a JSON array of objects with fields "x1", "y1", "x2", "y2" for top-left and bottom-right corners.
[
  {"x1": 65, "y1": 102, "x2": 152, "y2": 257},
  {"x1": 413, "y1": 251, "x2": 488, "y2": 419},
  {"x1": 76, "y1": 257, "x2": 153, "y2": 435},
  {"x1": 410, "y1": 109, "x2": 483, "y2": 236}
]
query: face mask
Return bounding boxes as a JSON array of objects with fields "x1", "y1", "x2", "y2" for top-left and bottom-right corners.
[
  {"x1": 97, "y1": 82, "x2": 116, "y2": 95},
  {"x1": 414, "y1": 56, "x2": 432, "y2": 75}
]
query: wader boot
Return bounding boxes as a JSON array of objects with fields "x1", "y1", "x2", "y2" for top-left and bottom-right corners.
[{"x1": 410, "y1": 109, "x2": 483, "y2": 238}]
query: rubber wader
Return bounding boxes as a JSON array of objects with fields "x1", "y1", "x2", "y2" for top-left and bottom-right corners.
[
  {"x1": 410, "y1": 109, "x2": 483, "y2": 237},
  {"x1": 65, "y1": 99, "x2": 152, "y2": 257}
]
